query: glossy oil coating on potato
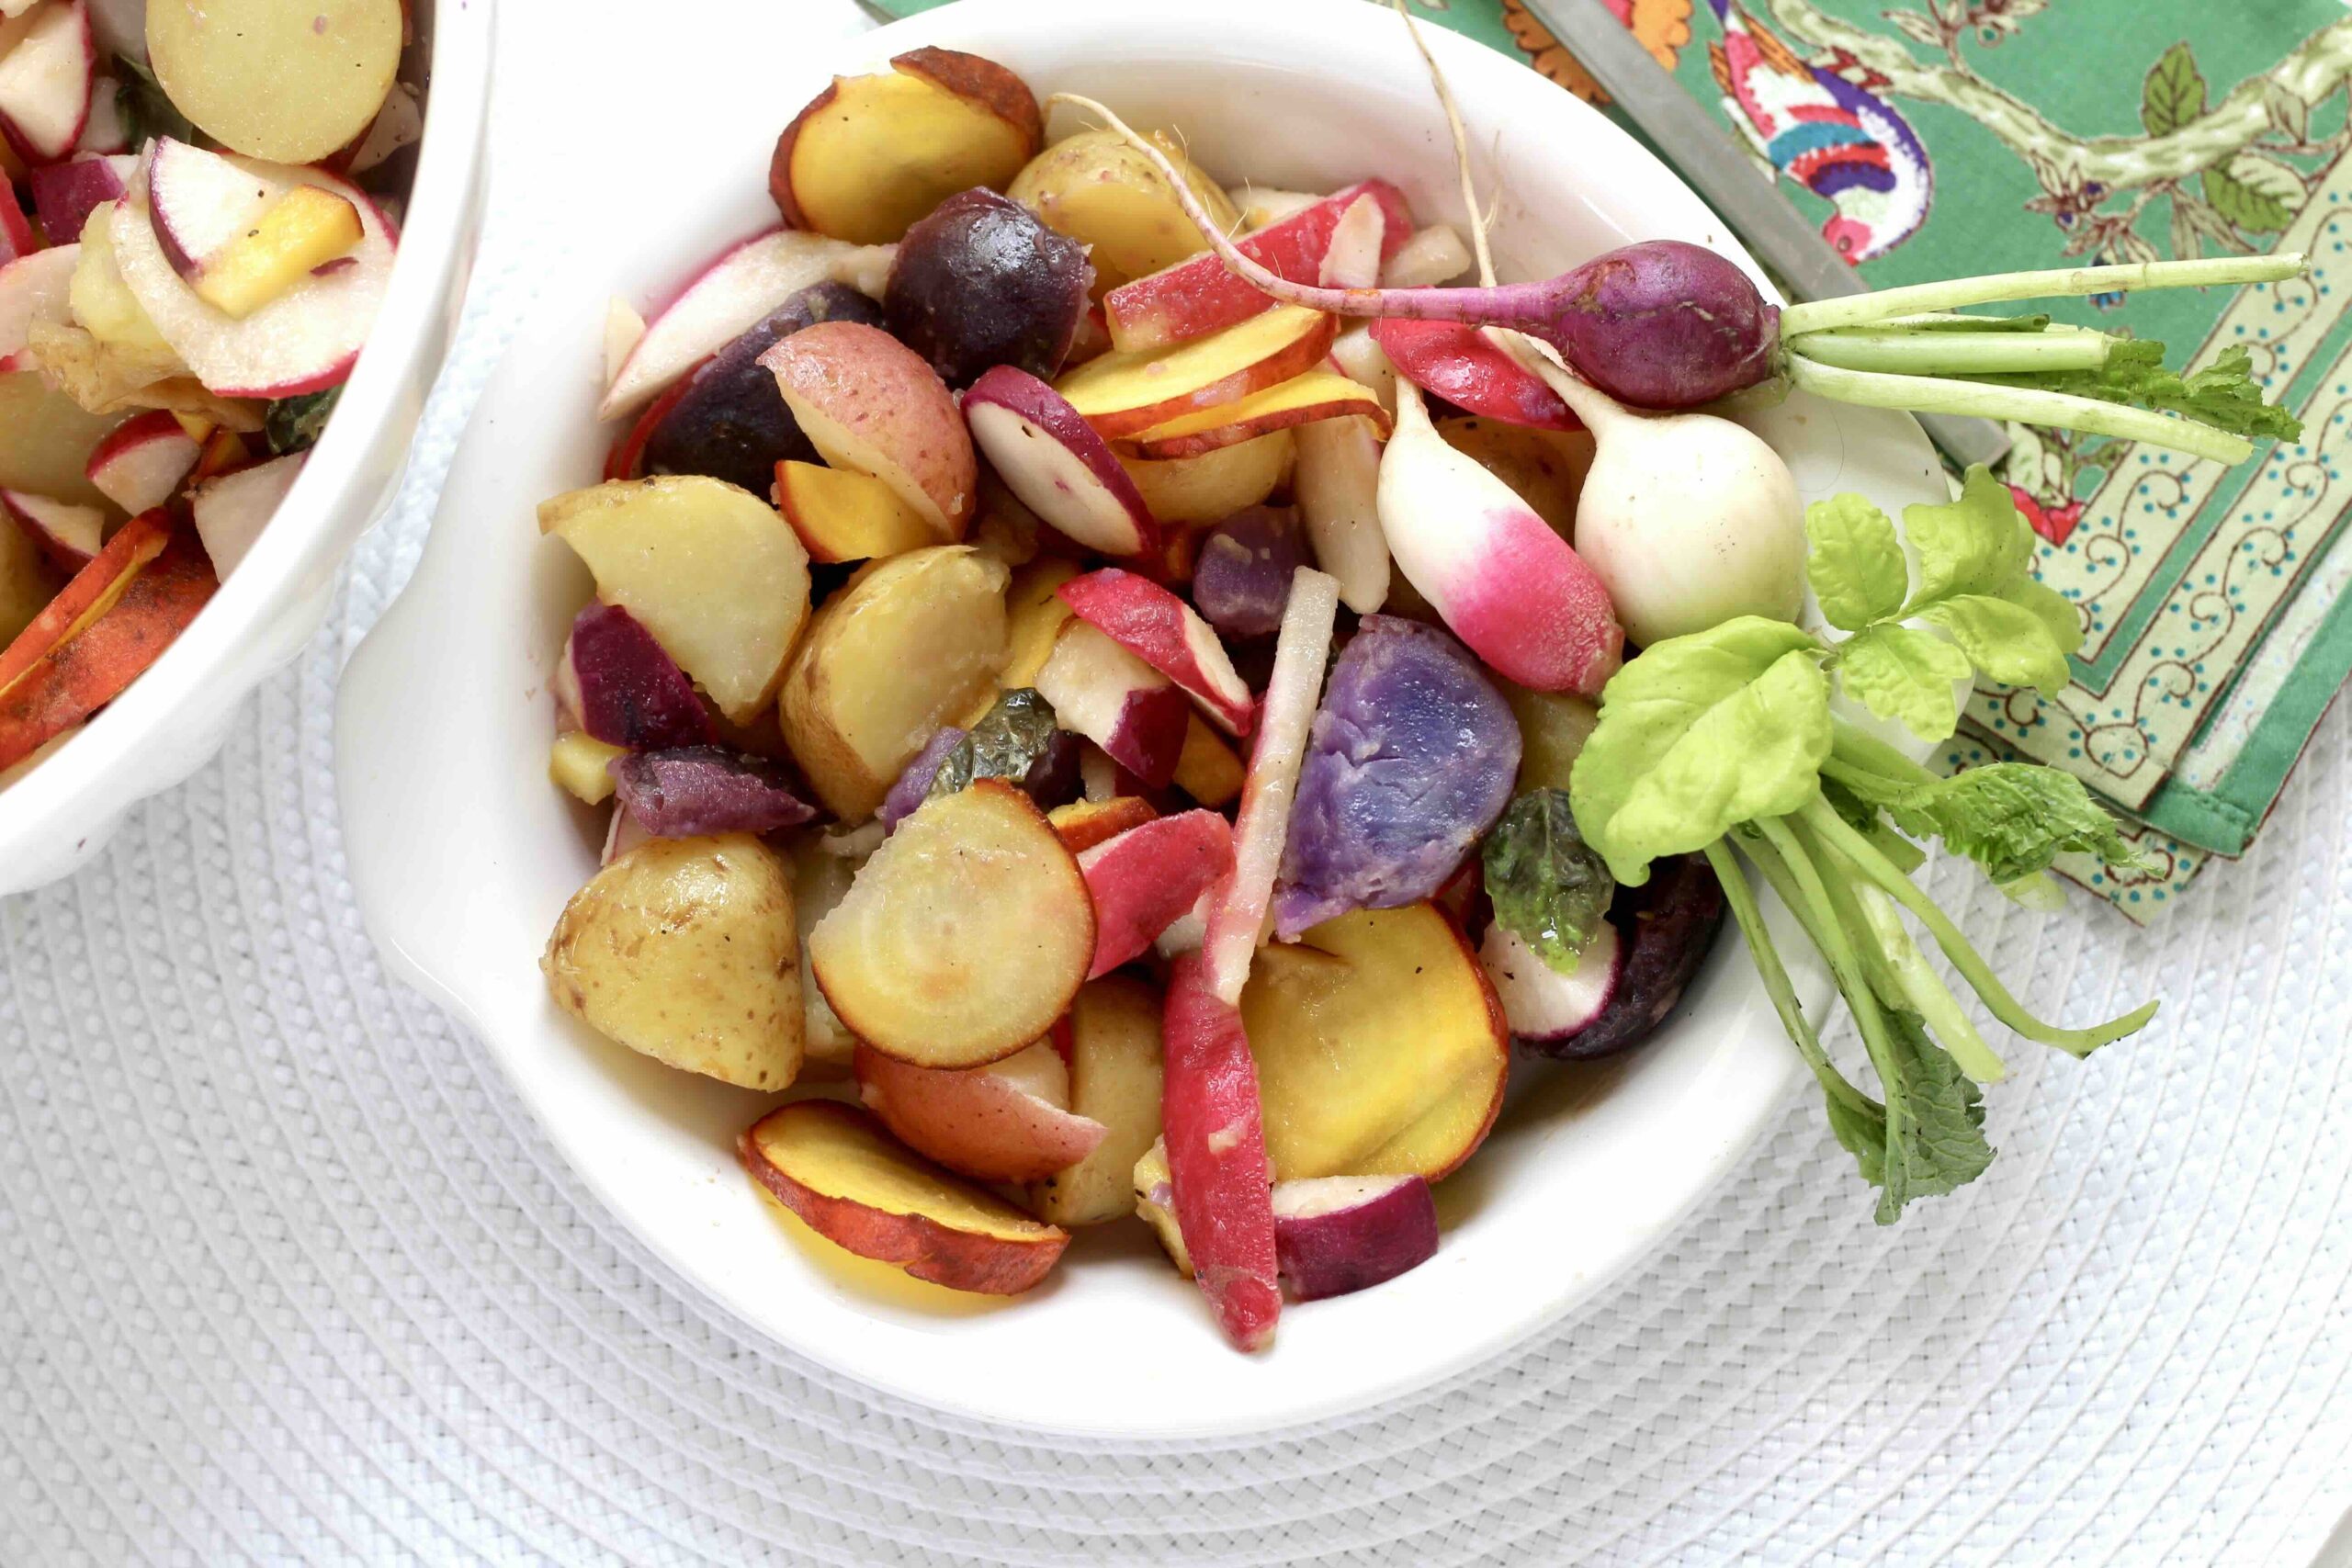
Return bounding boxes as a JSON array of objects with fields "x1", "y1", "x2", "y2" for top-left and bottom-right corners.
[
  {"x1": 542, "y1": 833, "x2": 804, "y2": 1089},
  {"x1": 1008, "y1": 128, "x2": 1239, "y2": 297}
]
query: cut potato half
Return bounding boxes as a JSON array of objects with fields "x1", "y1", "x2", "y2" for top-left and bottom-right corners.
[{"x1": 810, "y1": 779, "x2": 1092, "y2": 1069}]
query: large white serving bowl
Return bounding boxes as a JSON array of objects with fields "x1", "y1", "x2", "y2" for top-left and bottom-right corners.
[
  {"x1": 335, "y1": 0, "x2": 1945, "y2": 1436},
  {"x1": 0, "y1": 0, "x2": 492, "y2": 896}
]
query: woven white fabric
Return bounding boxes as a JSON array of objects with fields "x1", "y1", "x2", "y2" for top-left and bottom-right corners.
[{"x1": 6, "y1": 6, "x2": 2352, "y2": 1560}]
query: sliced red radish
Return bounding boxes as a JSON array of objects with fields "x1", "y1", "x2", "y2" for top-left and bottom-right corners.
[
  {"x1": 72, "y1": 72, "x2": 121, "y2": 152},
  {"x1": 26, "y1": 151, "x2": 129, "y2": 247},
  {"x1": 1200, "y1": 566, "x2": 1340, "y2": 1007},
  {"x1": 145, "y1": 135, "x2": 279, "y2": 277},
  {"x1": 1160, "y1": 953, "x2": 1281, "y2": 1352},
  {"x1": 1033, "y1": 619, "x2": 1191, "y2": 788},
  {"x1": 963, "y1": 366, "x2": 1159, "y2": 559},
  {"x1": 1057, "y1": 567, "x2": 1255, "y2": 736},
  {"x1": 597, "y1": 225, "x2": 893, "y2": 420},
  {"x1": 188, "y1": 450, "x2": 304, "y2": 578},
  {"x1": 1272, "y1": 1173, "x2": 1440, "y2": 1302},
  {"x1": 1077, "y1": 809, "x2": 1235, "y2": 978},
  {"x1": 84, "y1": 408, "x2": 200, "y2": 513},
  {"x1": 1102, "y1": 178, "x2": 1412, "y2": 354},
  {"x1": 1477, "y1": 919, "x2": 1623, "y2": 1042},
  {"x1": 0, "y1": 488, "x2": 100, "y2": 570},
  {"x1": 0, "y1": 242, "x2": 76, "y2": 370},
  {"x1": 0, "y1": 0, "x2": 93, "y2": 164},
  {"x1": 1155, "y1": 886, "x2": 1213, "y2": 960},
  {"x1": 111, "y1": 147, "x2": 396, "y2": 399},
  {"x1": 1374, "y1": 318, "x2": 1581, "y2": 431}
]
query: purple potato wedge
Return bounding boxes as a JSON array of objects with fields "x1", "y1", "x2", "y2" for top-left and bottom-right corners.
[
  {"x1": 1272, "y1": 616, "x2": 1520, "y2": 939},
  {"x1": 879, "y1": 726, "x2": 967, "y2": 831},
  {"x1": 1191, "y1": 505, "x2": 1312, "y2": 641},
  {"x1": 557, "y1": 603, "x2": 718, "y2": 752},
  {"x1": 1529, "y1": 852, "x2": 1726, "y2": 1060},
  {"x1": 885, "y1": 187, "x2": 1092, "y2": 389},
  {"x1": 607, "y1": 746, "x2": 820, "y2": 837}
]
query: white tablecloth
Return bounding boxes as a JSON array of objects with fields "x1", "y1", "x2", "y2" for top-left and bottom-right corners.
[{"x1": 3, "y1": 2, "x2": 2348, "y2": 1561}]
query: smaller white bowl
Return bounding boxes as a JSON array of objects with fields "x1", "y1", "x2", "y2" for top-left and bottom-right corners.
[
  {"x1": 338, "y1": 0, "x2": 1946, "y2": 1436},
  {"x1": 0, "y1": 0, "x2": 492, "y2": 896}
]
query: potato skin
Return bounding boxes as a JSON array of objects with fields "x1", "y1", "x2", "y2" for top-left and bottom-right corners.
[
  {"x1": 1007, "y1": 129, "x2": 1239, "y2": 296},
  {"x1": 542, "y1": 834, "x2": 804, "y2": 1089},
  {"x1": 886, "y1": 188, "x2": 1092, "y2": 389},
  {"x1": 644, "y1": 283, "x2": 884, "y2": 494}
]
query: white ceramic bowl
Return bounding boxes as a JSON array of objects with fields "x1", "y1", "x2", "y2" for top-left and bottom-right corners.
[
  {"x1": 337, "y1": 0, "x2": 1945, "y2": 1436},
  {"x1": 0, "y1": 0, "x2": 492, "y2": 897}
]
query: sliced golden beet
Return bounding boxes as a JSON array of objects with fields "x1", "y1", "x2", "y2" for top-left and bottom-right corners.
[
  {"x1": 774, "y1": 460, "x2": 938, "y2": 566},
  {"x1": 770, "y1": 49, "x2": 1043, "y2": 245},
  {"x1": 810, "y1": 779, "x2": 1094, "y2": 1069},
  {"x1": 1046, "y1": 794, "x2": 1157, "y2": 853},
  {"x1": 1054, "y1": 306, "x2": 1336, "y2": 440},
  {"x1": 741, "y1": 1100, "x2": 1069, "y2": 1294}
]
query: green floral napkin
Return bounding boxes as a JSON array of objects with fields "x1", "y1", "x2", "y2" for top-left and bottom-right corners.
[{"x1": 867, "y1": 0, "x2": 2352, "y2": 921}]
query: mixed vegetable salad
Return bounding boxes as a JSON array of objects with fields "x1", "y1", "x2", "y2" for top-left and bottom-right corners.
[
  {"x1": 0, "y1": 0, "x2": 421, "y2": 783},
  {"x1": 537, "y1": 21, "x2": 2300, "y2": 1352}
]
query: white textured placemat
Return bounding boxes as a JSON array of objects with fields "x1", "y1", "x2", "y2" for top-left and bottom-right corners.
[{"x1": 6, "y1": 3, "x2": 2352, "y2": 1559}]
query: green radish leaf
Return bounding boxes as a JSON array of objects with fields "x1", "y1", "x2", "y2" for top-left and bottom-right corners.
[
  {"x1": 1834, "y1": 624, "x2": 1974, "y2": 740},
  {"x1": 1482, "y1": 790, "x2": 1614, "y2": 976},
  {"x1": 1980, "y1": 341, "x2": 2302, "y2": 444},
  {"x1": 1825, "y1": 759, "x2": 2144, "y2": 884},
  {"x1": 1920, "y1": 596, "x2": 2075, "y2": 695},
  {"x1": 1804, "y1": 494, "x2": 1908, "y2": 632},
  {"x1": 1901, "y1": 466, "x2": 2035, "y2": 607},
  {"x1": 1871, "y1": 1011, "x2": 1996, "y2": 1223},
  {"x1": 2141, "y1": 40, "x2": 2207, "y2": 135}
]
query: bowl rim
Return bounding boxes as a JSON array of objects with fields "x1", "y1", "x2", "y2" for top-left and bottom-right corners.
[
  {"x1": 0, "y1": 0, "x2": 496, "y2": 865},
  {"x1": 337, "y1": 0, "x2": 1944, "y2": 1437}
]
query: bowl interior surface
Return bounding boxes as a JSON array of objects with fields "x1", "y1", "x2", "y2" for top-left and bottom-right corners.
[{"x1": 336, "y1": 0, "x2": 1945, "y2": 1437}]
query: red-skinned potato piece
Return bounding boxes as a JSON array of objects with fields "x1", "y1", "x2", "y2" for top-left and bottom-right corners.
[
  {"x1": 1078, "y1": 808, "x2": 1235, "y2": 978},
  {"x1": 1161, "y1": 952, "x2": 1280, "y2": 1353},
  {"x1": 770, "y1": 48, "x2": 1043, "y2": 245},
  {"x1": 1058, "y1": 567, "x2": 1256, "y2": 737},
  {"x1": 854, "y1": 1039, "x2": 1108, "y2": 1184},
  {"x1": 1102, "y1": 179, "x2": 1412, "y2": 354},
  {"x1": 1373, "y1": 318, "x2": 1582, "y2": 432},
  {"x1": 0, "y1": 505, "x2": 172, "y2": 697},
  {"x1": 1032, "y1": 619, "x2": 1190, "y2": 788},
  {"x1": 1053, "y1": 305, "x2": 1337, "y2": 440},
  {"x1": 963, "y1": 367, "x2": 1158, "y2": 560},
  {"x1": 1272, "y1": 1174, "x2": 1440, "y2": 1302},
  {"x1": 740, "y1": 1100, "x2": 1069, "y2": 1295},
  {"x1": 761, "y1": 321, "x2": 977, "y2": 540}
]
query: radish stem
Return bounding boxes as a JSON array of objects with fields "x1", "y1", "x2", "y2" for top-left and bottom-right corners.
[
  {"x1": 1789, "y1": 326, "x2": 2111, "y2": 377},
  {"x1": 1704, "y1": 840, "x2": 1880, "y2": 1119},
  {"x1": 1781, "y1": 254, "x2": 2303, "y2": 335},
  {"x1": 1783, "y1": 355, "x2": 2254, "y2": 463}
]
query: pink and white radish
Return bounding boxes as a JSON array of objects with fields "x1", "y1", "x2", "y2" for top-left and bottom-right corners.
[
  {"x1": 963, "y1": 366, "x2": 1159, "y2": 559},
  {"x1": 1271, "y1": 1174, "x2": 1441, "y2": 1302},
  {"x1": 1201, "y1": 566, "x2": 1340, "y2": 1006},
  {"x1": 0, "y1": 489, "x2": 100, "y2": 570},
  {"x1": 1374, "y1": 318, "x2": 1579, "y2": 430},
  {"x1": 1160, "y1": 952, "x2": 1281, "y2": 1351},
  {"x1": 1078, "y1": 808, "x2": 1235, "y2": 978},
  {"x1": 1033, "y1": 620, "x2": 1192, "y2": 787},
  {"x1": 598, "y1": 225, "x2": 894, "y2": 420},
  {"x1": 0, "y1": 242, "x2": 76, "y2": 370},
  {"x1": 1155, "y1": 886, "x2": 1213, "y2": 960},
  {"x1": 1377, "y1": 378, "x2": 1623, "y2": 694},
  {"x1": 1057, "y1": 568, "x2": 1255, "y2": 736},
  {"x1": 0, "y1": 0, "x2": 94, "y2": 164},
  {"x1": 84, "y1": 409, "x2": 200, "y2": 513},
  {"x1": 1292, "y1": 188, "x2": 1396, "y2": 616},
  {"x1": 188, "y1": 450, "x2": 303, "y2": 578},
  {"x1": 26, "y1": 151, "x2": 129, "y2": 246},
  {"x1": 1477, "y1": 919, "x2": 1623, "y2": 1042}
]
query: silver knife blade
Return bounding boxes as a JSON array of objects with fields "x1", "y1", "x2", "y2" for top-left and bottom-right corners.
[{"x1": 1519, "y1": 0, "x2": 2009, "y2": 468}]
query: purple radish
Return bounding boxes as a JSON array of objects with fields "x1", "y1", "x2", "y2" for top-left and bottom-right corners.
[
  {"x1": 1478, "y1": 919, "x2": 1622, "y2": 1043},
  {"x1": 1270, "y1": 1174, "x2": 1441, "y2": 1302}
]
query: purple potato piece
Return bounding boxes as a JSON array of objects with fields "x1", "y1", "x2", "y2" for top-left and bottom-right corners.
[
  {"x1": 879, "y1": 726, "x2": 967, "y2": 831},
  {"x1": 1192, "y1": 506, "x2": 1312, "y2": 640},
  {"x1": 1528, "y1": 852, "x2": 1726, "y2": 1060},
  {"x1": 642, "y1": 281, "x2": 885, "y2": 492},
  {"x1": 1272, "y1": 616, "x2": 1521, "y2": 939},
  {"x1": 885, "y1": 188, "x2": 1092, "y2": 389},
  {"x1": 561, "y1": 603, "x2": 717, "y2": 751},
  {"x1": 608, "y1": 746, "x2": 820, "y2": 838}
]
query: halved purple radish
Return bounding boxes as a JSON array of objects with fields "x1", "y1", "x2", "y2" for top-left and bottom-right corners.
[
  {"x1": 0, "y1": 0, "x2": 94, "y2": 164},
  {"x1": 1057, "y1": 567, "x2": 1255, "y2": 736},
  {"x1": 0, "y1": 243, "x2": 78, "y2": 371},
  {"x1": 0, "y1": 489, "x2": 102, "y2": 571},
  {"x1": 1032, "y1": 619, "x2": 1191, "y2": 788},
  {"x1": 1477, "y1": 919, "x2": 1623, "y2": 1043},
  {"x1": 112, "y1": 146, "x2": 396, "y2": 399},
  {"x1": 598, "y1": 225, "x2": 895, "y2": 421},
  {"x1": 25, "y1": 152, "x2": 129, "y2": 248},
  {"x1": 964, "y1": 366, "x2": 1159, "y2": 560},
  {"x1": 1374, "y1": 319, "x2": 1580, "y2": 432},
  {"x1": 1271, "y1": 1174, "x2": 1441, "y2": 1302},
  {"x1": 85, "y1": 410, "x2": 201, "y2": 513},
  {"x1": 188, "y1": 450, "x2": 303, "y2": 578},
  {"x1": 554, "y1": 602, "x2": 718, "y2": 753}
]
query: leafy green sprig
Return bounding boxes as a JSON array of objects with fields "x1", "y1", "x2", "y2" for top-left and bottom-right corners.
[{"x1": 1569, "y1": 467, "x2": 2158, "y2": 1222}]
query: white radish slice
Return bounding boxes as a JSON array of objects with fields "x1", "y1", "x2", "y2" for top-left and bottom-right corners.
[
  {"x1": 1271, "y1": 1173, "x2": 1440, "y2": 1302},
  {"x1": 597, "y1": 226, "x2": 893, "y2": 420},
  {"x1": 146, "y1": 134, "x2": 277, "y2": 273},
  {"x1": 1201, "y1": 566, "x2": 1340, "y2": 1006},
  {"x1": 0, "y1": 243, "x2": 77, "y2": 370},
  {"x1": 1317, "y1": 194, "x2": 1386, "y2": 292},
  {"x1": 72, "y1": 73, "x2": 123, "y2": 152},
  {"x1": 85, "y1": 409, "x2": 199, "y2": 513},
  {"x1": 1477, "y1": 920, "x2": 1623, "y2": 1042},
  {"x1": 345, "y1": 81, "x2": 422, "y2": 175},
  {"x1": 1033, "y1": 620, "x2": 1191, "y2": 787},
  {"x1": 0, "y1": 0, "x2": 93, "y2": 164},
  {"x1": 1056, "y1": 567, "x2": 1255, "y2": 736},
  {"x1": 111, "y1": 151, "x2": 394, "y2": 400},
  {"x1": 189, "y1": 451, "x2": 304, "y2": 579},
  {"x1": 1295, "y1": 417, "x2": 1389, "y2": 615},
  {"x1": 964, "y1": 366, "x2": 1159, "y2": 558},
  {"x1": 0, "y1": 489, "x2": 101, "y2": 569},
  {"x1": 1378, "y1": 224, "x2": 1473, "y2": 288}
]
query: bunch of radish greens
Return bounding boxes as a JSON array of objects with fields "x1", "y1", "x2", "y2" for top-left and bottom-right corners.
[{"x1": 1570, "y1": 468, "x2": 2159, "y2": 1221}]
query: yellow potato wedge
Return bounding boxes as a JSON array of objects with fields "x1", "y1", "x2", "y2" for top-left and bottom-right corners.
[
  {"x1": 539, "y1": 474, "x2": 812, "y2": 726},
  {"x1": 1116, "y1": 430, "x2": 1293, "y2": 529},
  {"x1": 542, "y1": 834, "x2": 804, "y2": 1089},
  {"x1": 778, "y1": 544, "x2": 1009, "y2": 819},
  {"x1": 548, "y1": 730, "x2": 625, "y2": 805},
  {"x1": 810, "y1": 779, "x2": 1094, "y2": 1069},
  {"x1": 1008, "y1": 128, "x2": 1239, "y2": 296},
  {"x1": 787, "y1": 833, "x2": 865, "y2": 1067}
]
